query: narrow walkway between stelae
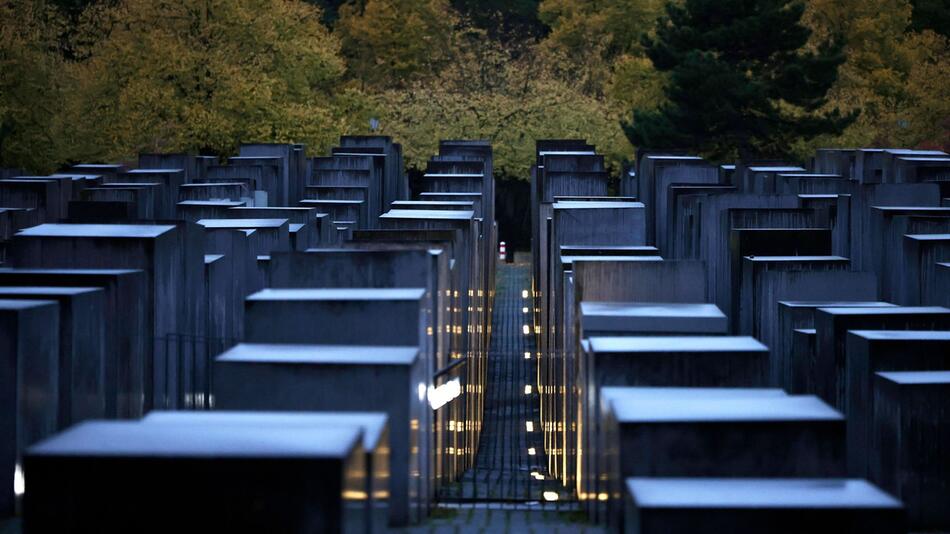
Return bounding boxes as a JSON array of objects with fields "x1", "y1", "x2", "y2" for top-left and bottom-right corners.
[{"x1": 398, "y1": 261, "x2": 604, "y2": 533}]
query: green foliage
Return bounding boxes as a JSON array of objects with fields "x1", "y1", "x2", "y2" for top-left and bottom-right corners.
[
  {"x1": 0, "y1": 0, "x2": 70, "y2": 173},
  {"x1": 797, "y1": 0, "x2": 950, "y2": 155},
  {"x1": 336, "y1": 0, "x2": 457, "y2": 89},
  {"x1": 64, "y1": 0, "x2": 365, "y2": 163},
  {"x1": 625, "y1": 0, "x2": 855, "y2": 160},
  {"x1": 372, "y1": 28, "x2": 631, "y2": 176}
]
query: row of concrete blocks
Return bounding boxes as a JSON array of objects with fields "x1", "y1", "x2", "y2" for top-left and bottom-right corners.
[
  {"x1": 0, "y1": 139, "x2": 495, "y2": 531},
  {"x1": 622, "y1": 149, "x2": 950, "y2": 334},
  {"x1": 532, "y1": 142, "x2": 949, "y2": 532}
]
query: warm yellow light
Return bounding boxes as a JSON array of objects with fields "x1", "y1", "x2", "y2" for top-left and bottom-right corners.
[
  {"x1": 598, "y1": 492, "x2": 609, "y2": 501},
  {"x1": 342, "y1": 490, "x2": 368, "y2": 501},
  {"x1": 543, "y1": 491, "x2": 559, "y2": 502},
  {"x1": 523, "y1": 325, "x2": 530, "y2": 335},
  {"x1": 521, "y1": 289, "x2": 528, "y2": 298},
  {"x1": 526, "y1": 421, "x2": 534, "y2": 432},
  {"x1": 524, "y1": 385, "x2": 532, "y2": 395}
]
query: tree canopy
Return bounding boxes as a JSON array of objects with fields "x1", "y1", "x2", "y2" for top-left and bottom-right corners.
[{"x1": 0, "y1": 0, "x2": 946, "y2": 176}]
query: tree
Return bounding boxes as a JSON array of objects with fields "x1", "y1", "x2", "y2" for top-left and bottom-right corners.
[
  {"x1": 373, "y1": 28, "x2": 631, "y2": 177},
  {"x1": 335, "y1": 0, "x2": 457, "y2": 89},
  {"x1": 625, "y1": 0, "x2": 855, "y2": 160},
  {"x1": 64, "y1": 0, "x2": 362, "y2": 163},
  {"x1": 797, "y1": 0, "x2": 949, "y2": 154},
  {"x1": 0, "y1": 0, "x2": 70, "y2": 173}
]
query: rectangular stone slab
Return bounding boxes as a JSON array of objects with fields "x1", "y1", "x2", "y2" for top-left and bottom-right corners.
[
  {"x1": 845, "y1": 330, "x2": 950, "y2": 479},
  {"x1": 624, "y1": 478, "x2": 903, "y2": 534},
  {"x1": 580, "y1": 302, "x2": 727, "y2": 335},
  {"x1": 213, "y1": 343, "x2": 425, "y2": 526},
  {"x1": 143, "y1": 411, "x2": 390, "y2": 534},
  {"x1": 0, "y1": 299, "x2": 59, "y2": 517},
  {"x1": 814, "y1": 306, "x2": 950, "y2": 409},
  {"x1": 0, "y1": 268, "x2": 148, "y2": 419},
  {"x1": 775, "y1": 301, "x2": 896, "y2": 390},
  {"x1": 871, "y1": 370, "x2": 950, "y2": 530},
  {"x1": 24, "y1": 421, "x2": 366, "y2": 533},
  {"x1": 0, "y1": 287, "x2": 105, "y2": 428}
]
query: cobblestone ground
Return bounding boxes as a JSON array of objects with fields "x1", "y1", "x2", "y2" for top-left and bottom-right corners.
[{"x1": 398, "y1": 262, "x2": 605, "y2": 533}]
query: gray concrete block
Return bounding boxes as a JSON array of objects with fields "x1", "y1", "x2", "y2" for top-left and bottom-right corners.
[
  {"x1": 24, "y1": 421, "x2": 366, "y2": 533},
  {"x1": 776, "y1": 301, "x2": 896, "y2": 391},
  {"x1": 213, "y1": 343, "x2": 426, "y2": 526},
  {"x1": 814, "y1": 306, "x2": 950, "y2": 409},
  {"x1": 871, "y1": 370, "x2": 950, "y2": 530},
  {"x1": 844, "y1": 331, "x2": 950, "y2": 479},
  {"x1": 143, "y1": 411, "x2": 390, "y2": 534},
  {"x1": 0, "y1": 299, "x2": 59, "y2": 517},
  {"x1": 0, "y1": 287, "x2": 105, "y2": 428},
  {"x1": 0, "y1": 268, "x2": 148, "y2": 419},
  {"x1": 624, "y1": 478, "x2": 903, "y2": 534}
]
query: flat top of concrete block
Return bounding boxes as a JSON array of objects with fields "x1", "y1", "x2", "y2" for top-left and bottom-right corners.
[
  {"x1": 562, "y1": 256, "x2": 663, "y2": 265},
  {"x1": 228, "y1": 156, "x2": 281, "y2": 161},
  {"x1": 884, "y1": 148, "x2": 948, "y2": 156},
  {"x1": 871, "y1": 206, "x2": 950, "y2": 213},
  {"x1": 848, "y1": 330, "x2": 950, "y2": 341},
  {"x1": 602, "y1": 387, "x2": 786, "y2": 402},
  {"x1": 561, "y1": 245, "x2": 659, "y2": 252},
  {"x1": 748, "y1": 166, "x2": 806, "y2": 172},
  {"x1": 539, "y1": 151, "x2": 598, "y2": 156},
  {"x1": 588, "y1": 336, "x2": 767, "y2": 353},
  {"x1": 626, "y1": 478, "x2": 902, "y2": 509},
  {"x1": 0, "y1": 267, "x2": 141, "y2": 276},
  {"x1": 905, "y1": 233, "x2": 950, "y2": 241},
  {"x1": 126, "y1": 168, "x2": 183, "y2": 174},
  {"x1": 72, "y1": 164, "x2": 123, "y2": 169},
  {"x1": 178, "y1": 200, "x2": 246, "y2": 207},
  {"x1": 422, "y1": 173, "x2": 483, "y2": 178},
  {"x1": 98, "y1": 182, "x2": 160, "y2": 187},
  {"x1": 50, "y1": 174, "x2": 102, "y2": 180},
  {"x1": 777, "y1": 173, "x2": 843, "y2": 178},
  {"x1": 553, "y1": 200, "x2": 645, "y2": 209},
  {"x1": 217, "y1": 343, "x2": 419, "y2": 365},
  {"x1": 197, "y1": 218, "x2": 288, "y2": 229},
  {"x1": 778, "y1": 301, "x2": 895, "y2": 308},
  {"x1": 205, "y1": 254, "x2": 224, "y2": 264},
  {"x1": 794, "y1": 328, "x2": 817, "y2": 335},
  {"x1": 419, "y1": 192, "x2": 482, "y2": 197},
  {"x1": 797, "y1": 194, "x2": 841, "y2": 199},
  {"x1": 0, "y1": 298, "x2": 58, "y2": 310},
  {"x1": 392, "y1": 201, "x2": 475, "y2": 207},
  {"x1": 0, "y1": 178, "x2": 55, "y2": 184},
  {"x1": 721, "y1": 164, "x2": 736, "y2": 170},
  {"x1": 300, "y1": 199, "x2": 364, "y2": 205},
  {"x1": 380, "y1": 209, "x2": 475, "y2": 220},
  {"x1": 180, "y1": 182, "x2": 245, "y2": 187},
  {"x1": 612, "y1": 395, "x2": 842, "y2": 423},
  {"x1": 817, "y1": 306, "x2": 950, "y2": 316},
  {"x1": 143, "y1": 411, "x2": 388, "y2": 449},
  {"x1": 232, "y1": 207, "x2": 315, "y2": 212},
  {"x1": 256, "y1": 255, "x2": 270, "y2": 261},
  {"x1": 897, "y1": 156, "x2": 950, "y2": 162},
  {"x1": 0, "y1": 286, "x2": 101, "y2": 296},
  {"x1": 289, "y1": 223, "x2": 305, "y2": 232},
  {"x1": 876, "y1": 370, "x2": 950, "y2": 385},
  {"x1": 29, "y1": 421, "x2": 361, "y2": 459},
  {"x1": 581, "y1": 302, "x2": 726, "y2": 319},
  {"x1": 247, "y1": 287, "x2": 426, "y2": 302},
  {"x1": 17, "y1": 223, "x2": 175, "y2": 238},
  {"x1": 645, "y1": 155, "x2": 703, "y2": 161},
  {"x1": 744, "y1": 255, "x2": 849, "y2": 262}
]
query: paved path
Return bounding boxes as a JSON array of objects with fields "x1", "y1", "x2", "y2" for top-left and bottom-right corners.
[{"x1": 398, "y1": 262, "x2": 605, "y2": 533}]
